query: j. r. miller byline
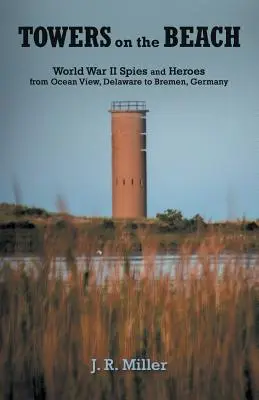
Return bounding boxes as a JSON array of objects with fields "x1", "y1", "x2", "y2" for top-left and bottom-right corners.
[{"x1": 90, "y1": 358, "x2": 168, "y2": 374}]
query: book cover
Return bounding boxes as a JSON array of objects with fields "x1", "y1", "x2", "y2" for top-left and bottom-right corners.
[{"x1": 1, "y1": 0, "x2": 259, "y2": 398}]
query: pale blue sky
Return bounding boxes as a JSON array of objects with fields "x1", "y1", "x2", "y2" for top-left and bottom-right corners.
[{"x1": 0, "y1": 0, "x2": 258, "y2": 220}]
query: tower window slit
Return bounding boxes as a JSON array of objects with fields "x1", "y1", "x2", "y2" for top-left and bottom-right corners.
[
  {"x1": 131, "y1": 179, "x2": 134, "y2": 185},
  {"x1": 123, "y1": 179, "x2": 125, "y2": 185}
]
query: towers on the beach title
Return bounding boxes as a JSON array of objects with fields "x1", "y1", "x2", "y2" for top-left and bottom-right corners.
[{"x1": 18, "y1": 26, "x2": 241, "y2": 48}]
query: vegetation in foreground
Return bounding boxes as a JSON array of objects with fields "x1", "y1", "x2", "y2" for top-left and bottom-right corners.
[{"x1": 0, "y1": 219, "x2": 259, "y2": 400}]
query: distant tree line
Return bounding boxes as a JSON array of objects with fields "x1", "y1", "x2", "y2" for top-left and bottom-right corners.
[
  {"x1": 155, "y1": 209, "x2": 207, "y2": 233},
  {"x1": 0, "y1": 203, "x2": 258, "y2": 255},
  {"x1": 0, "y1": 203, "x2": 50, "y2": 219},
  {"x1": 101, "y1": 209, "x2": 259, "y2": 234},
  {"x1": 155, "y1": 209, "x2": 259, "y2": 233}
]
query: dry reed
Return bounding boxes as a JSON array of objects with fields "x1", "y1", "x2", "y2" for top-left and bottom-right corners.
[{"x1": 0, "y1": 225, "x2": 258, "y2": 400}]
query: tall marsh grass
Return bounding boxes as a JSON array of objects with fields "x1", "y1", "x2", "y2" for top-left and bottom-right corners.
[{"x1": 0, "y1": 223, "x2": 259, "y2": 399}]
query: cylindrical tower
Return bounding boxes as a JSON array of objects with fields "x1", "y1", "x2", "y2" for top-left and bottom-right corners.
[{"x1": 109, "y1": 101, "x2": 148, "y2": 219}]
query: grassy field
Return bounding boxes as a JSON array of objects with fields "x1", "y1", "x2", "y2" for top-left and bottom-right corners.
[
  {"x1": 1, "y1": 202, "x2": 259, "y2": 255},
  {"x1": 0, "y1": 219, "x2": 259, "y2": 400}
]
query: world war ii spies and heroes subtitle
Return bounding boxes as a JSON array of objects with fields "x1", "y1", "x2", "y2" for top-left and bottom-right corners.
[{"x1": 18, "y1": 26, "x2": 241, "y2": 48}]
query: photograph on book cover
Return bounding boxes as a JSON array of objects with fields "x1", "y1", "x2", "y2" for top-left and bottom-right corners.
[{"x1": 1, "y1": 0, "x2": 259, "y2": 399}]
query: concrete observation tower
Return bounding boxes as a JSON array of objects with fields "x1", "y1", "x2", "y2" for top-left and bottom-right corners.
[{"x1": 109, "y1": 101, "x2": 148, "y2": 219}]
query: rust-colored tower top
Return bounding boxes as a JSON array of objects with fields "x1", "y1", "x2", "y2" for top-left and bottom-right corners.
[{"x1": 109, "y1": 101, "x2": 149, "y2": 219}]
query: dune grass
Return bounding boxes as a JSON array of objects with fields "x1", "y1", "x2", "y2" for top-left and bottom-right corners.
[{"x1": 0, "y1": 222, "x2": 259, "y2": 399}]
